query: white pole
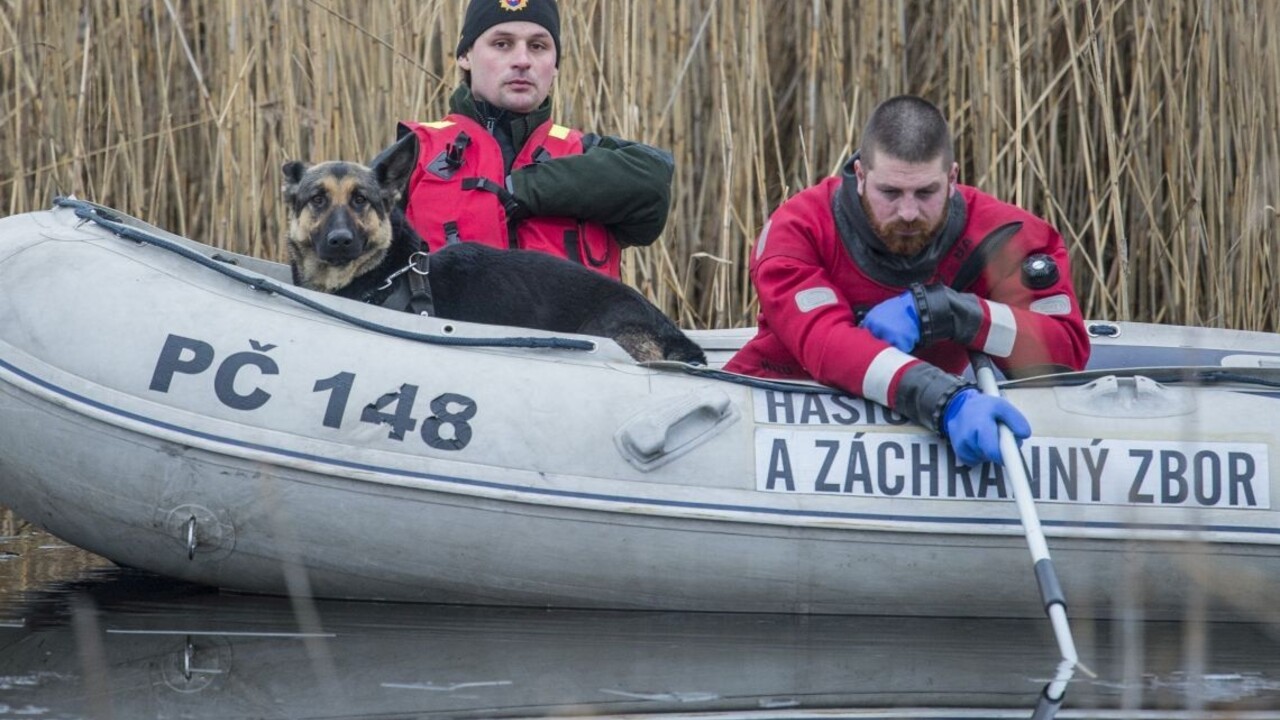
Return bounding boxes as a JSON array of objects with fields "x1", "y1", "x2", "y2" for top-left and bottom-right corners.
[{"x1": 972, "y1": 355, "x2": 1091, "y2": 690}]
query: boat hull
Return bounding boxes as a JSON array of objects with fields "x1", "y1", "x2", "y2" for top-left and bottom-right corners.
[{"x1": 3, "y1": 203, "x2": 1280, "y2": 618}]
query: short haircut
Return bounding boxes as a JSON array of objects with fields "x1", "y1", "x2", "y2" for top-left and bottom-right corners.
[{"x1": 859, "y1": 95, "x2": 954, "y2": 169}]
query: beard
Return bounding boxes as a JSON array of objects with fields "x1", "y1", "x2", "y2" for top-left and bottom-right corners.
[{"x1": 861, "y1": 194, "x2": 947, "y2": 256}]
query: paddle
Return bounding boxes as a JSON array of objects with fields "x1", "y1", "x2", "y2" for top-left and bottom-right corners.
[{"x1": 968, "y1": 353, "x2": 1091, "y2": 712}]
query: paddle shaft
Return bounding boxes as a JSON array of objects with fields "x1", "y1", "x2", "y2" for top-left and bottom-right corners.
[{"x1": 970, "y1": 355, "x2": 1080, "y2": 672}]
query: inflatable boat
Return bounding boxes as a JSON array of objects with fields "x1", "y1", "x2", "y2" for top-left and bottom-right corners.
[{"x1": 2, "y1": 198, "x2": 1280, "y2": 619}]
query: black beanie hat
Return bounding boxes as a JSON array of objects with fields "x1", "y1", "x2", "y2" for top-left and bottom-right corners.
[{"x1": 456, "y1": 0, "x2": 561, "y2": 67}]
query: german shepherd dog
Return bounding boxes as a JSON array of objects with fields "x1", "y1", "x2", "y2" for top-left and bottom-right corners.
[{"x1": 281, "y1": 134, "x2": 706, "y2": 364}]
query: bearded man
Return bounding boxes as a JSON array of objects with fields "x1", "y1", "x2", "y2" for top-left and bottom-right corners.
[{"x1": 725, "y1": 95, "x2": 1090, "y2": 466}]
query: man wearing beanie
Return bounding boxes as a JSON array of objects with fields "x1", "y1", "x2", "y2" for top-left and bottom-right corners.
[{"x1": 395, "y1": 0, "x2": 674, "y2": 279}]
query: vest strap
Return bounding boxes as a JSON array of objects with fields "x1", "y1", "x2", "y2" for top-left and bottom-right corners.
[
  {"x1": 580, "y1": 227, "x2": 611, "y2": 268},
  {"x1": 462, "y1": 176, "x2": 517, "y2": 205},
  {"x1": 563, "y1": 230, "x2": 582, "y2": 264},
  {"x1": 462, "y1": 176, "x2": 525, "y2": 248}
]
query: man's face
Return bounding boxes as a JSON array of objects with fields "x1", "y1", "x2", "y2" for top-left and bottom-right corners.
[
  {"x1": 458, "y1": 22, "x2": 558, "y2": 114},
  {"x1": 855, "y1": 154, "x2": 958, "y2": 256}
]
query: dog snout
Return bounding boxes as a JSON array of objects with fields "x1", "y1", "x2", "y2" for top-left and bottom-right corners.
[
  {"x1": 315, "y1": 211, "x2": 365, "y2": 263},
  {"x1": 326, "y1": 228, "x2": 355, "y2": 250}
]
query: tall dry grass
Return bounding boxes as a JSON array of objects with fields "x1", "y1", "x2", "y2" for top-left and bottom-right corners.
[{"x1": 1, "y1": 0, "x2": 1276, "y2": 330}]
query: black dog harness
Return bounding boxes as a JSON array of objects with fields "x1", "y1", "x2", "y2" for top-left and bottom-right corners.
[{"x1": 366, "y1": 251, "x2": 436, "y2": 316}]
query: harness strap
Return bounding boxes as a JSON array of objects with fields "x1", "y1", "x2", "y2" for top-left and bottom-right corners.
[
  {"x1": 405, "y1": 252, "x2": 434, "y2": 316},
  {"x1": 376, "y1": 252, "x2": 435, "y2": 316}
]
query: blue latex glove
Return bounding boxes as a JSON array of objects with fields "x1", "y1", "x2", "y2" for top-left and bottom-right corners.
[
  {"x1": 942, "y1": 388, "x2": 1032, "y2": 466},
  {"x1": 860, "y1": 290, "x2": 920, "y2": 353}
]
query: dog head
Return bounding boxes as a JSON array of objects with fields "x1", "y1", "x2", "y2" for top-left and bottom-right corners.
[{"x1": 282, "y1": 133, "x2": 419, "y2": 292}]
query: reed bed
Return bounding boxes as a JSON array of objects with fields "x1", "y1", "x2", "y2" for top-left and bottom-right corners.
[{"x1": 1, "y1": 0, "x2": 1276, "y2": 331}]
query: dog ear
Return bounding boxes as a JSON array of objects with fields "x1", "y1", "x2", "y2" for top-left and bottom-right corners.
[
  {"x1": 369, "y1": 134, "x2": 420, "y2": 203},
  {"x1": 281, "y1": 161, "x2": 309, "y2": 206}
]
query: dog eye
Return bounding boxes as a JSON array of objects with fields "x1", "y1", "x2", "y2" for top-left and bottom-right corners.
[
  {"x1": 309, "y1": 195, "x2": 327, "y2": 209},
  {"x1": 351, "y1": 192, "x2": 368, "y2": 208}
]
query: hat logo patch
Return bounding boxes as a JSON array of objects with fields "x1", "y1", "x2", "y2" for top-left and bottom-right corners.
[{"x1": 500, "y1": 0, "x2": 529, "y2": 11}]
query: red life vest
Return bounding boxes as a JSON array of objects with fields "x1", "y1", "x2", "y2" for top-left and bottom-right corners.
[{"x1": 399, "y1": 115, "x2": 621, "y2": 279}]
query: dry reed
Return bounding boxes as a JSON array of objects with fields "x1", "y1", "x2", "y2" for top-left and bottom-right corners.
[{"x1": 1, "y1": 0, "x2": 1276, "y2": 331}]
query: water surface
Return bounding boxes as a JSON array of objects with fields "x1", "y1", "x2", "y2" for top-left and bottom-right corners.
[{"x1": 2, "y1": 518, "x2": 1280, "y2": 719}]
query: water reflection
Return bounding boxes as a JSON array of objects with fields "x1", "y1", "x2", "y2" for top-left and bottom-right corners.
[
  {"x1": 0, "y1": 511, "x2": 112, "y2": 609},
  {"x1": 1, "y1": 567, "x2": 1279, "y2": 719},
  {"x1": 3, "y1": 517, "x2": 1280, "y2": 718}
]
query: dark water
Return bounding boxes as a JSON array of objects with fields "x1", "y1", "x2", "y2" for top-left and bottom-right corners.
[{"x1": 3, "y1": 522, "x2": 1280, "y2": 719}]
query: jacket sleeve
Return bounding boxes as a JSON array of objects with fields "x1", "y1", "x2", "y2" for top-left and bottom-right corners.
[
  {"x1": 507, "y1": 135, "x2": 674, "y2": 247},
  {"x1": 751, "y1": 207, "x2": 970, "y2": 432},
  {"x1": 983, "y1": 223, "x2": 1090, "y2": 374},
  {"x1": 911, "y1": 219, "x2": 1090, "y2": 376}
]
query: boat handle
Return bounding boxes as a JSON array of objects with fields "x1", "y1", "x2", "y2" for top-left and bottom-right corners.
[
  {"x1": 614, "y1": 389, "x2": 737, "y2": 471},
  {"x1": 186, "y1": 515, "x2": 198, "y2": 560}
]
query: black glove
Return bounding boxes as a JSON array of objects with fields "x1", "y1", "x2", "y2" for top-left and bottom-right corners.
[{"x1": 910, "y1": 283, "x2": 985, "y2": 347}]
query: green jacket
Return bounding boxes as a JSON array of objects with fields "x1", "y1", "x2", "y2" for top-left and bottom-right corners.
[{"x1": 448, "y1": 85, "x2": 674, "y2": 248}]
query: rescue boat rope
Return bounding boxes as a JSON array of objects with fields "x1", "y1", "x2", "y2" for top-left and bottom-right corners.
[
  {"x1": 638, "y1": 361, "x2": 845, "y2": 394},
  {"x1": 54, "y1": 197, "x2": 597, "y2": 352},
  {"x1": 52, "y1": 198, "x2": 1280, "y2": 396}
]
